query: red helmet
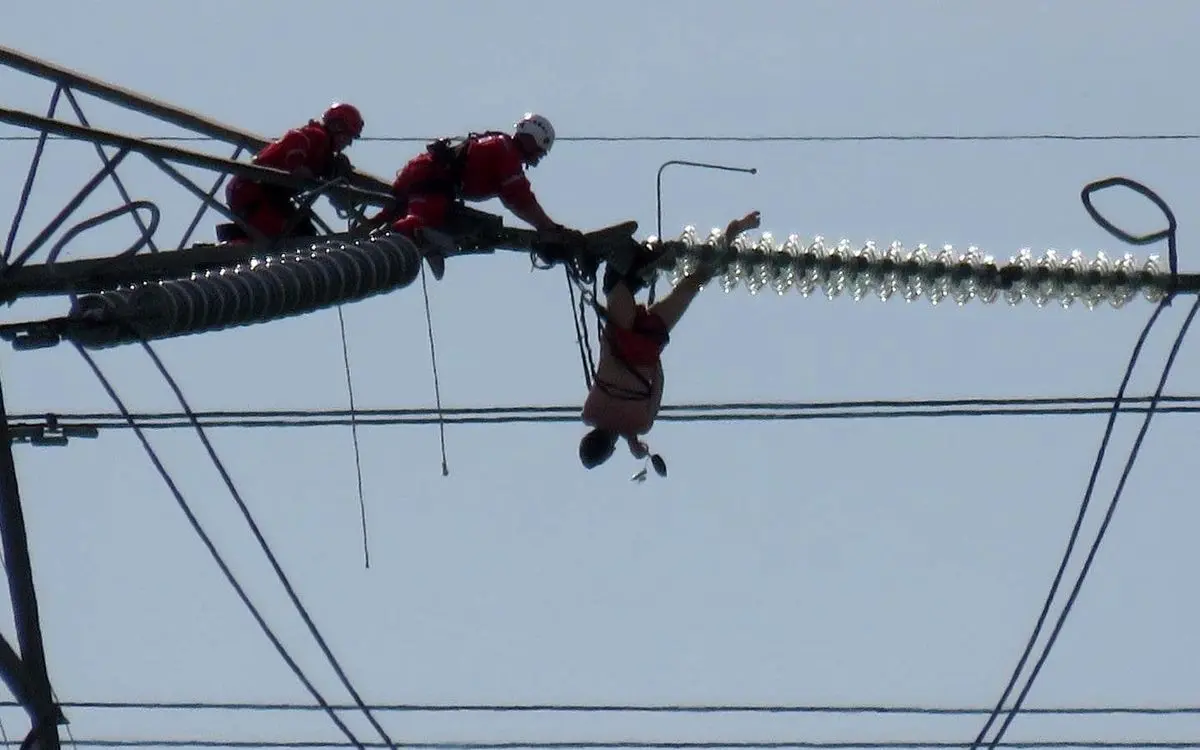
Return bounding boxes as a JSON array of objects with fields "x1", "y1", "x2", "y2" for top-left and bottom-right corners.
[{"x1": 322, "y1": 102, "x2": 364, "y2": 137}]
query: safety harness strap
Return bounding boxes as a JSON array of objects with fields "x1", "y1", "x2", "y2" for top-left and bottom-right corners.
[
  {"x1": 423, "y1": 130, "x2": 507, "y2": 200},
  {"x1": 588, "y1": 297, "x2": 668, "y2": 401}
]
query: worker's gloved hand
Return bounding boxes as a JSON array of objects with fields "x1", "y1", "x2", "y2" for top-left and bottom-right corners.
[{"x1": 539, "y1": 223, "x2": 586, "y2": 246}]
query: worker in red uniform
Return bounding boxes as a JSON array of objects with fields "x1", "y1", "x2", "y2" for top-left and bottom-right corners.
[
  {"x1": 367, "y1": 112, "x2": 581, "y2": 280},
  {"x1": 222, "y1": 102, "x2": 364, "y2": 242},
  {"x1": 577, "y1": 210, "x2": 762, "y2": 475}
]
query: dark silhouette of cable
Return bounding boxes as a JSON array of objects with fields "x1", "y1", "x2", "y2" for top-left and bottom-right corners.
[
  {"x1": 333, "y1": 303, "x2": 370, "y2": 569},
  {"x1": 979, "y1": 296, "x2": 1200, "y2": 750},
  {"x1": 10, "y1": 700, "x2": 1198, "y2": 715},
  {"x1": 2, "y1": 109, "x2": 53, "y2": 263},
  {"x1": 6, "y1": 132, "x2": 1200, "y2": 144},
  {"x1": 32, "y1": 739, "x2": 1200, "y2": 749},
  {"x1": 969, "y1": 302, "x2": 1169, "y2": 748},
  {"x1": 49, "y1": 686, "x2": 79, "y2": 750},
  {"x1": 417, "y1": 260, "x2": 449, "y2": 476},
  {"x1": 70, "y1": 344, "x2": 367, "y2": 750},
  {"x1": 565, "y1": 268, "x2": 594, "y2": 390},
  {"x1": 130, "y1": 337, "x2": 397, "y2": 750},
  {"x1": 11, "y1": 394, "x2": 1200, "y2": 434},
  {"x1": 4, "y1": 157, "x2": 1190, "y2": 749},
  {"x1": 973, "y1": 177, "x2": 1192, "y2": 749}
]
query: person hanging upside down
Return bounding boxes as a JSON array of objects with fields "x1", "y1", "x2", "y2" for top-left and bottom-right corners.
[
  {"x1": 222, "y1": 102, "x2": 364, "y2": 242},
  {"x1": 578, "y1": 210, "x2": 762, "y2": 473},
  {"x1": 365, "y1": 112, "x2": 583, "y2": 280}
]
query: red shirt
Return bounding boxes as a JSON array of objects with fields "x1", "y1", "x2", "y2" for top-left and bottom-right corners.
[
  {"x1": 252, "y1": 121, "x2": 334, "y2": 178},
  {"x1": 457, "y1": 133, "x2": 537, "y2": 213}
]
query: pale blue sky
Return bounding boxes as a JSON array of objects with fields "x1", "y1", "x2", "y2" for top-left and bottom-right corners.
[{"x1": 2, "y1": 0, "x2": 1200, "y2": 748}]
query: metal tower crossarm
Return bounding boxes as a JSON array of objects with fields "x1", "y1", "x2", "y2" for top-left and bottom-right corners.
[
  {"x1": 0, "y1": 107, "x2": 393, "y2": 212},
  {"x1": 0, "y1": 44, "x2": 394, "y2": 196}
]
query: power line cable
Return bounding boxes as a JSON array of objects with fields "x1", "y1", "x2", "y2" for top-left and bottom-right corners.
[
  {"x1": 978, "y1": 296, "x2": 1200, "y2": 750},
  {"x1": 6, "y1": 132, "x2": 1200, "y2": 144},
  {"x1": 11, "y1": 394, "x2": 1200, "y2": 434},
  {"x1": 971, "y1": 300, "x2": 1171, "y2": 748},
  {"x1": 971, "y1": 176, "x2": 1192, "y2": 748},
  {"x1": 333, "y1": 303, "x2": 370, "y2": 569},
  {"x1": 128, "y1": 336, "x2": 398, "y2": 750},
  {"x1": 29, "y1": 739, "x2": 1200, "y2": 749},
  {"x1": 5, "y1": 700, "x2": 1197, "y2": 715},
  {"x1": 2, "y1": 152, "x2": 1193, "y2": 746},
  {"x1": 35, "y1": 204, "x2": 392, "y2": 748},
  {"x1": 70, "y1": 344, "x2": 367, "y2": 750}
]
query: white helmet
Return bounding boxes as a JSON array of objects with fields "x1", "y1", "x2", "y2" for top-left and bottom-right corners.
[{"x1": 514, "y1": 112, "x2": 555, "y2": 154}]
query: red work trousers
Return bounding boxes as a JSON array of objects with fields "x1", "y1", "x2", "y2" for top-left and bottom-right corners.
[
  {"x1": 226, "y1": 180, "x2": 311, "y2": 238},
  {"x1": 388, "y1": 154, "x2": 453, "y2": 238}
]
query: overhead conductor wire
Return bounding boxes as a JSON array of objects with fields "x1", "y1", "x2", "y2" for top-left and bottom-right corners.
[
  {"x1": 7, "y1": 130, "x2": 1200, "y2": 143},
  {"x1": 135, "y1": 333, "x2": 397, "y2": 749},
  {"x1": 6, "y1": 102, "x2": 1200, "y2": 746},
  {"x1": 971, "y1": 178, "x2": 1195, "y2": 749},
  {"x1": 44, "y1": 209, "x2": 395, "y2": 750},
  {"x1": 12, "y1": 394, "x2": 1200, "y2": 434},
  {"x1": 73, "y1": 343, "x2": 368, "y2": 750}
]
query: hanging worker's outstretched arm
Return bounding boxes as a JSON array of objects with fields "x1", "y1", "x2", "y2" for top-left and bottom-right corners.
[{"x1": 649, "y1": 210, "x2": 761, "y2": 330}]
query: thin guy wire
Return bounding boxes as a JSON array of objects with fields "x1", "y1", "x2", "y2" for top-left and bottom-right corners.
[
  {"x1": 418, "y1": 261, "x2": 449, "y2": 476},
  {"x1": 334, "y1": 303, "x2": 371, "y2": 569}
]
